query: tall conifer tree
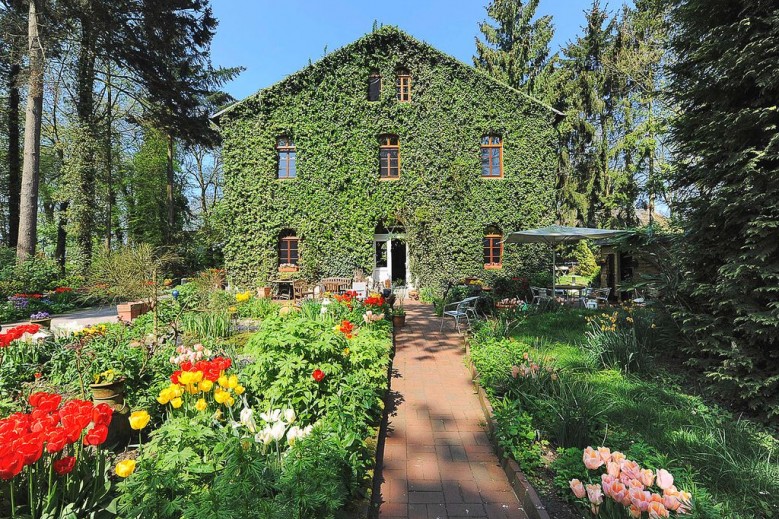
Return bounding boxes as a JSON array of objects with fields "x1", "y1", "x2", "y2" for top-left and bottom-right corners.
[{"x1": 669, "y1": 0, "x2": 779, "y2": 418}]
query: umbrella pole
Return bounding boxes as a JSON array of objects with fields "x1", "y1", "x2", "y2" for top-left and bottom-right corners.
[{"x1": 552, "y1": 247, "x2": 556, "y2": 298}]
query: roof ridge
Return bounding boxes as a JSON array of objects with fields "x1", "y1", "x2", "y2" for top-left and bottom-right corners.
[{"x1": 212, "y1": 25, "x2": 563, "y2": 120}]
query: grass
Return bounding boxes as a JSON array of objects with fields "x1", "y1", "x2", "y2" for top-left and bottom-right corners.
[{"x1": 472, "y1": 309, "x2": 779, "y2": 519}]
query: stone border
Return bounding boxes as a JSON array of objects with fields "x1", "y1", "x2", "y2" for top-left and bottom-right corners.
[{"x1": 465, "y1": 341, "x2": 551, "y2": 519}]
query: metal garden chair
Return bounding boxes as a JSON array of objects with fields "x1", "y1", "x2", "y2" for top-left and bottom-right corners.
[{"x1": 440, "y1": 296, "x2": 479, "y2": 334}]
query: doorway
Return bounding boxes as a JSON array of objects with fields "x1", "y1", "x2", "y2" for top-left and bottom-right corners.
[{"x1": 372, "y1": 230, "x2": 411, "y2": 288}]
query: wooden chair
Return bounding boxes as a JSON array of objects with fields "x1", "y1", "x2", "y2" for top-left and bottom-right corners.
[{"x1": 292, "y1": 279, "x2": 313, "y2": 302}]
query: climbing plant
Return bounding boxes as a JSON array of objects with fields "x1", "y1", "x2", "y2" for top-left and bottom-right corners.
[{"x1": 218, "y1": 27, "x2": 557, "y2": 290}]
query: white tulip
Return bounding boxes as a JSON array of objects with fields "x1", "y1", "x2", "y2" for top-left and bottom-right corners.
[
  {"x1": 270, "y1": 421, "x2": 286, "y2": 441},
  {"x1": 286, "y1": 426, "x2": 300, "y2": 446},
  {"x1": 240, "y1": 408, "x2": 256, "y2": 432},
  {"x1": 255, "y1": 428, "x2": 273, "y2": 445},
  {"x1": 284, "y1": 408, "x2": 296, "y2": 424},
  {"x1": 260, "y1": 409, "x2": 282, "y2": 423}
]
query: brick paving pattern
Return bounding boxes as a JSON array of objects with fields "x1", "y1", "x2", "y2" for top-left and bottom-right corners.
[{"x1": 377, "y1": 301, "x2": 528, "y2": 518}]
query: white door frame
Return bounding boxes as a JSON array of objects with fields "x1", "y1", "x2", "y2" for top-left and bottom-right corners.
[{"x1": 372, "y1": 233, "x2": 412, "y2": 289}]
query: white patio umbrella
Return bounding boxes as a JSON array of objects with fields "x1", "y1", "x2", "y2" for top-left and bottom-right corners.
[{"x1": 503, "y1": 225, "x2": 630, "y2": 295}]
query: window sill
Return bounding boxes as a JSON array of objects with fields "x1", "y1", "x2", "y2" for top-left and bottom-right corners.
[
  {"x1": 480, "y1": 176, "x2": 504, "y2": 180},
  {"x1": 484, "y1": 264, "x2": 503, "y2": 270},
  {"x1": 277, "y1": 177, "x2": 297, "y2": 181},
  {"x1": 379, "y1": 177, "x2": 401, "y2": 181}
]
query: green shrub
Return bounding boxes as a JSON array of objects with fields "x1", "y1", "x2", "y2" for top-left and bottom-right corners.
[
  {"x1": 0, "y1": 254, "x2": 62, "y2": 296},
  {"x1": 180, "y1": 310, "x2": 232, "y2": 340},
  {"x1": 493, "y1": 398, "x2": 545, "y2": 474}
]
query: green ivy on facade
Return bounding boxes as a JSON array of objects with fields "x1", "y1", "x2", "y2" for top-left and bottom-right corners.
[{"x1": 217, "y1": 27, "x2": 558, "y2": 290}]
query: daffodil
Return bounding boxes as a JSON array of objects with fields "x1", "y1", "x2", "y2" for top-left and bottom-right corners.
[{"x1": 129, "y1": 410, "x2": 150, "y2": 430}]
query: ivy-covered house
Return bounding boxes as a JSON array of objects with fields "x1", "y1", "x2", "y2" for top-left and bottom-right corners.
[{"x1": 215, "y1": 26, "x2": 558, "y2": 289}]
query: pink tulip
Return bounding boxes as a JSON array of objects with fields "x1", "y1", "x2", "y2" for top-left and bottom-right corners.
[
  {"x1": 628, "y1": 479, "x2": 644, "y2": 491},
  {"x1": 583, "y1": 446, "x2": 605, "y2": 470},
  {"x1": 677, "y1": 491, "x2": 692, "y2": 514},
  {"x1": 648, "y1": 501, "x2": 669, "y2": 518},
  {"x1": 629, "y1": 488, "x2": 651, "y2": 512},
  {"x1": 569, "y1": 478, "x2": 586, "y2": 499},
  {"x1": 586, "y1": 484, "x2": 603, "y2": 505},
  {"x1": 511, "y1": 365, "x2": 520, "y2": 378},
  {"x1": 607, "y1": 461, "x2": 621, "y2": 478},
  {"x1": 601, "y1": 474, "x2": 615, "y2": 496},
  {"x1": 663, "y1": 494, "x2": 680, "y2": 512},
  {"x1": 656, "y1": 469, "x2": 674, "y2": 490},
  {"x1": 598, "y1": 446, "x2": 612, "y2": 463},
  {"x1": 611, "y1": 451, "x2": 626, "y2": 465},
  {"x1": 640, "y1": 468, "x2": 655, "y2": 487},
  {"x1": 621, "y1": 460, "x2": 641, "y2": 481},
  {"x1": 628, "y1": 505, "x2": 641, "y2": 518},
  {"x1": 610, "y1": 481, "x2": 628, "y2": 504}
]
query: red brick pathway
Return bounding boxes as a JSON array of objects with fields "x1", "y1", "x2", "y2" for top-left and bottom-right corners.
[{"x1": 377, "y1": 301, "x2": 528, "y2": 518}]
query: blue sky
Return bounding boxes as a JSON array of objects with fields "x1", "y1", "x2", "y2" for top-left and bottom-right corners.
[{"x1": 210, "y1": 0, "x2": 628, "y2": 101}]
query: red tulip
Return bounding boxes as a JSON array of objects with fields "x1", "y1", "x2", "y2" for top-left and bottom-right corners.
[
  {"x1": 83, "y1": 424, "x2": 109, "y2": 446},
  {"x1": 18, "y1": 438, "x2": 44, "y2": 465},
  {"x1": 92, "y1": 404, "x2": 113, "y2": 427},
  {"x1": 45, "y1": 427, "x2": 68, "y2": 453},
  {"x1": 28, "y1": 392, "x2": 62, "y2": 412},
  {"x1": 53, "y1": 456, "x2": 77, "y2": 476},
  {"x1": 0, "y1": 452, "x2": 23, "y2": 480},
  {"x1": 312, "y1": 369, "x2": 325, "y2": 383}
]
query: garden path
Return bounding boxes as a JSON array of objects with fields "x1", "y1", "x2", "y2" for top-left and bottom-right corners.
[
  {"x1": 376, "y1": 301, "x2": 528, "y2": 519},
  {"x1": 2, "y1": 305, "x2": 118, "y2": 331}
]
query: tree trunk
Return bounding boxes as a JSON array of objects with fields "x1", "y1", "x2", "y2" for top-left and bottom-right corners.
[
  {"x1": 55, "y1": 201, "x2": 68, "y2": 273},
  {"x1": 16, "y1": 0, "x2": 43, "y2": 262},
  {"x1": 105, "y1": 62, "x2": 113, "y2": 249},
  {"x1": 166, "y1": 132, "x2": 175, "y2": 243},
  {"x1": 7, "y1": 61, "x2": 21, "y2": 247},
  {"x1": 74, "y1": 17, "x2": 96, "y2": 270}
]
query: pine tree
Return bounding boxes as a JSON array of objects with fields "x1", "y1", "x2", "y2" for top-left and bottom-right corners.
[
  {"x1": 474, "y1": 0, "x2": 556, "y2": 98},
  {"x1": 669, "y1": 0, "x2": 779, "y2": 418}
]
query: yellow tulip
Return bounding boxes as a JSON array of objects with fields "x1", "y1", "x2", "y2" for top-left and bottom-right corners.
[
  {"x1": 199, "y1": 379, "x2": 213, "y2": 392},
  {"x1": 225, "y1": 396, "x2": 235, "y2": 407},
  {"x1": 195, "y1": 398, "x2": 207, "y2": 411},
  {"x1": 179, "y1": 371, "x2": 196, "y2": 385},
  {"x1": 218, "y1": 375, "x2": 228, "y2": 388},
  {"x1": 115, "y1": 459, "x2": 136, "y2": 478},
  {"x1": 129, "y1": 410, "x2": 150, "y2": 430},
  {"x1": 234, "y1": 385, "x2": 245, "y2": 395},
  {"x1": 170, "y1": 397, "x2": 183, "y2": 409},
  {"x1": 227, "y1": 375, "x2": 238, "y2": 389},
  {"x1": 214, "y1": 389, "x2": 229, "y2": 404}
]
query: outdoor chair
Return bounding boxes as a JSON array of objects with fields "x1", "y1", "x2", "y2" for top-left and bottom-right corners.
[
  {"x1": 530, "y1": 287, "x2": 552, "y2": 305},
  {"x1": 351, "y1": 282, "x2": 368, "y2": 298},
  {"x1": 584, "y1": 287, "x2": 610, "y2": 307},
  {"x1": 440, "y1": 296, "x2": 479, "y2": 334},
  {"x1": 292, "y1": 280, "x2": 314, "y2": 302}
]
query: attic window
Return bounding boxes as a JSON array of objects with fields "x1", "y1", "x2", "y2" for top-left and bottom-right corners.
[
  {"x1": 276, "y1": 136, "x2": 296, "y2": 179},
  {"x1": 396, "y1": 69, "x2": 411, "y2": 102},
  {"x1": 379, "y1": 134, "x2": 400, "y2": 179},
  {"x1": 368, "y1": 72, "x2": 381, "y2": 101},
  {"x1": 480, "y1": 135, "x2": 503, "y2": 178}
]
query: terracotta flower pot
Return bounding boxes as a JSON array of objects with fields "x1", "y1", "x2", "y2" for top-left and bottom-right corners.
[{"x1": 90, "y1": 378, "x2": 130, "y2": 447}]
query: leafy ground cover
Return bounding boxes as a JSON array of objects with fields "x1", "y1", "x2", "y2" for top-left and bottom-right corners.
[
  {"x1": 469, "y1": 307, "x2": 779, "y2": 519},
  {"x1": 0, "y1": 280, "x2": 393, "y2": 518}
]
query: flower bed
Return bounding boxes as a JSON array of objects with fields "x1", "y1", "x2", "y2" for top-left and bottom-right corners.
[
  {"x1": 467, "y1": 307, "x2": 779, "y2": 519},
  {"x1": 0, "y1": 284, "x2": 394, "y2": 517}
]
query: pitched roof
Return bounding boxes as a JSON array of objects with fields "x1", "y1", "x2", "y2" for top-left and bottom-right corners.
[{"x1": 212, "y1": 25, "x2": 563, "y2": 121}]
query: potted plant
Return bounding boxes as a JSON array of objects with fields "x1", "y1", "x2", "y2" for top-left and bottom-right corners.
[
  {"x1": 392, "y1": 305, "x2": 406, "y2": 328},
  {"x1": 90, "y1": 369, "x2": 126, "y2": 411},
  {"x1": 30, "y1": 311, "x2": 52, "y2": 329}
]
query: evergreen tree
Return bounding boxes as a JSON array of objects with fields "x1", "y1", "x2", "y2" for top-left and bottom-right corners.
[
  {"x1": 552, "y1": 1, "x2": 616, "y2": 226},
  {"x1": 474, "y1": 0, "x2": 556, "y2": 98},
  {"x1": 669, "y1": 0, "x2": 779, "y2": 418}
]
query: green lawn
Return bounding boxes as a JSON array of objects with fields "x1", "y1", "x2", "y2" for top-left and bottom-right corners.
[{"x1": 470, "y1": 308, "x2": 779, "y2": 519}]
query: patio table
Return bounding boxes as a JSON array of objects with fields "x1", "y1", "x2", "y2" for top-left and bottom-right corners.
[
  {"x1": 269, "y1": 279, "x2": 295, "y2": 299},
  {"x1": 552, "y1": 284, "x2": 588, "y2": 306}
]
